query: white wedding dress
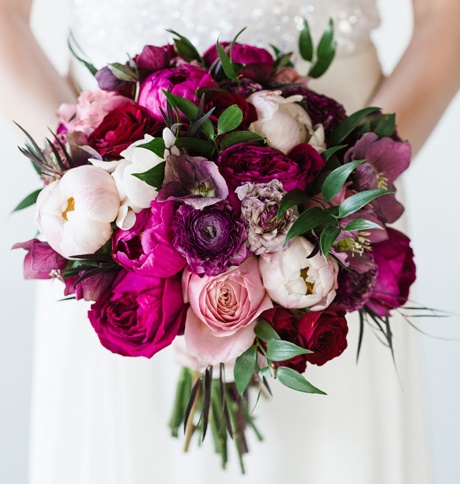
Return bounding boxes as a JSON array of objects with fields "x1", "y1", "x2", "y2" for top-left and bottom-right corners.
[{"x1": 30, "y1": 1, "x2": 432, "y2": 483}]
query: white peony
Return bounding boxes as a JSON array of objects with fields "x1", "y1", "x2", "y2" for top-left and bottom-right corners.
[{"x1": 259, "y1": 236, "x2": 338, "y2": 310}]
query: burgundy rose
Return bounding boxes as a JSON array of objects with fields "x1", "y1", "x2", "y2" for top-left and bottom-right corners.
[
  {"x1": 302, "y1": 307, "x2": 348, "y2": 366},
  {"x1": 88, "y1": 103, "x2": 164, "y2": 158},
  {"x1": 366, "y1": 228, "x2": 416, "y2": 318},
  {"x1": 88, "y1": 270, "x2": 187, "y2": 358},
  {"x1": 12, "y1": 238, "x2": 66, "y2": 279},
  {"x1": 204, "y1": 90, "x2": 258, "y2": 131},
  {"x1": 203, "y1": 42, "x2": 274, "y2": 81},
  {"x1": 113, "y1": 201, "x2": 185, "y2": 278},
  {"x1": 138, "y1": 64, "x2": 217, "y2": 120}
]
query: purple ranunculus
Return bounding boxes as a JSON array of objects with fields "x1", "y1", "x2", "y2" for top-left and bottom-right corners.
[
  {"x1": 113, "y1": 201, "x2": 185, "y2": 278},
  {"x1": 12, "y1": 239, "x2": 67, "y2": 279},
  {"x1": 345, "y1": 132, "x2": 411, "y2": 224},
  {"x1": 157, "y1": 154, "x2": 229, "y2": 209},
  {"x1": 64, "y1": 269, "x2": 120, "y2": 302},
  {"x1": 172, "y1": 201, "x2": 247, "y2": 277},
  {"x1": 366, "y1": 228, "x2": 416, "y2": 317},
  {"x1": 88, "y1": 270, "x2": 187, "y2": 358},
  {"x1": 203, "y1": 42, "x2": 274, "y2": 81},
  {"x1": 138, "y1": 64, "x2": 217, "y2": 120}
]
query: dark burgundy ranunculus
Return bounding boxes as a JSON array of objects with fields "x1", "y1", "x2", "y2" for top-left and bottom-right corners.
[
  {"x1": 113, "y1": 201, "x2": 185, "y2": 278},
  {"x1": 260, "y1": 307, "x2": 309, "y2": 373},
  {"x1": 283, "y1": 86, "x2": 346, "y2": 137},
  {"x1": 366, "y1": 228, "x2": 416, "y2": 318},
  {"x1": 88, "y1": 270, "x2": 187, "y2": 358},
  {"x1": 301, "y1": 307, "x2": 348, "y2": 366},
  {"x1": 88, "y1": 104, "x2": 164, "y2": 158},
  {"x1": 217, "y1": 143, "x2": 323, "y2": 196},
  {"x1": 203, "y1": 42, "x2": 274, "y2": 80},
  {"x1": 12, "y1": 238, "x2": 66, "y2": 279},
  {"x1": 204, "y1": 90, "x2": 258, "y2": 131}
]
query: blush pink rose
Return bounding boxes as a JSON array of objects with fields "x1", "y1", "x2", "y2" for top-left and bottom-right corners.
[{"x1": 183, "y1": 256, "x2": 273, "y2": 365}]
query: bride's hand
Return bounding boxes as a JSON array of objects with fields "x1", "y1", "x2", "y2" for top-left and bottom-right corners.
[{"x1": 0, "y1": 0, "x2": 76, "y2": 139}]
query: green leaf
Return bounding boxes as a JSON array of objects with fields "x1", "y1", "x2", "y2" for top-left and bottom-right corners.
[
  {"x1": 216, "y1": 41, "x2": 238, "y2": 79},
  {"x1": 138, "y1": 138, "x2": 166, "y2": 158},
  {"x1": 12, "y1": 189, "x2": 42, "y2": 213},
  {"x1": 321, "y1": 159, "x2": 366, "y2": 202},
  {"x1": 255, "y1": 318, "x2": 281, "y2": 342},
  {"x1": 338, "y1": 189, "x2": 392, "y2": 218},
  {"x1": 320, "y1": 226, "x2": 341, "y2": 259},
  {"x1": 344, "y1": 219, "x2": 384, "y2": 231},
  {"x1": 107, "y1": 63, "x2": 138, "y2": 82},
  {"x1": 217, "y1": 105, "x2": 243, "y2": 135},
  {"x1": 277, "y1": 190, "x2": 310, "y2": 221},
  {"x1": 276, "y1": 367, "x2": 326, "y2": 395},
  {"x1": 308, "y1": 19, "x2": 336, "y2": 79},
  {"x1": 132, "y1": 161, "x2": 166, "y2": 190},
  {"x1": 308, "y1": 44, "x2": 336, "y2": 79},
  {"x1": 258, "y1": 366, "x2": 272, "y2": 380},
  {"x1": 266, "y1": 340, "x2": 313, "y2": 362},
  {"x1": 298, "y1": 19, "x2": 314, "y2": 62},
  {"x1": 166, "y1": 29, "x2": 202, "y2": 63},
  {"x1": 175, "y1": 137, "x2": 216, "y2": 158},
  {"x1": 321, "y1": 145, "x2": 347, "y2": 162},
  {"x1": 234, "y1": 345, "x2": 257, "y2": 395},
  {"x1": 374, "y1": 113, "x2": 396, "y2": 138},
  {"x1": 219, "y1": 131, "x2": 265, "y2": 151},
  {"x1": 67, "y1": 32, "x2": 98, "y2": 76},
  {"x1": 284, "y1": 207, "x2": 335, "y2": 245},
  {"x1": 329, "y1": 107, "x2": 380, "y2": 146},
  {"x1": 317, "y1": 18, "x2": 335, "y2": 59}
]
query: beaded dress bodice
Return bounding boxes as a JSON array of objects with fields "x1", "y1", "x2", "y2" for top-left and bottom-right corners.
[{"x1": 71, "y1": 0, "x2": 380, "y2": 66}]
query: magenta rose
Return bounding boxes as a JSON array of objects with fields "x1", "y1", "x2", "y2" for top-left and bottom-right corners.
[
  {"x1": 302, "y1": 307, "x2": 348, "y2": 366},
  {"x1": 113, "y1": 201, "x2": 185, "y2": 278},
  {"x1": 88, "y1": 270, "x2": 187, "y2": 358},
  {"x1": 366, "y1": 228, "x2": 416, "y2": 317},
  {"x1": 88, "y1": 104, "x2": 164, "y2": 158},
  {"x1": 217, "y1": 143, "x2": 324, "y2": 197},
  {"x1": 138, "y1": 64, "x2": 217, "y2": 120},
  {"x1": 183, "y1": 256, "x2": 273, "y2": 365},
  {"x1": 203, "y1": 42, "x2": 274, "y2": 80}
]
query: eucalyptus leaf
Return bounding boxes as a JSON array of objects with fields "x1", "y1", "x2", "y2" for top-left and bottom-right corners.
[
  {"x1": 217, "y1": 105, "x2": 244, "y2": 135},
  {"x1": 277, "y1": 190, "x2": 310, "y2": 221},
  {"x1": 219, "y1": 131, "x2": 265, "y2": 151},
  {"x1": 132, "y1": 161, "x2": 166, "y2": 190},
  {"x1": 374, "y1": 113, "x2": 396, "y2": 138},
  {"x1": 344, "y1": 219, "x2": 384, "y2": 231},
  {"x1": 329, "y1": 107, "x2": 379, "y2": 146},
  {"x1": 234, "y1": 345, "x2": 257, "y2": 396},
  {"x1": 320, "y1": 226, "x2": 341, "y2": 259},
  {"x1": 284, "y1": 207, "x2": 335, "y2": 245},
  {"x1": 216, "y1": 41, "x2": 238, "y2": 79},
  {"x1": 266, "y1": 340, "x2": 313, "y2": 362},
  {"x1": 338, "y1": 189, "x2": 391, "y2": 218},
  {"x1": 255, "y1": 318, "x2": 281, "y2": 342},
  {"x1": 138, "y1": 138, "x2": 166, "y2": 158},
  {"x1": 12, "y1": 189, "x2": 42, "y2": 213},
  {"x1": 107, "y1": 63, "x2": 138, "y2": 82},
  {"x1": 298, "y1": 19, "x2": 314, "y2": 62},
  {"x1": 276, "y1": 367, "x2": 326, "y2": 395},
  {"x1": 321, "y1": 159, "x2": 366, "y2": 202}
]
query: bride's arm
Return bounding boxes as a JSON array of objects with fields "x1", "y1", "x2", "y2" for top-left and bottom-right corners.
[
  {"x1": 0, "y1": 0, "x2": 76, "y2": 138},
  {"x1": 371, "y1": 0, "x2": 460, "y2": 155}
]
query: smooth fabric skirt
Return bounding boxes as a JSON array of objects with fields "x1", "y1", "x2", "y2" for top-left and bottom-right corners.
[{"x1": 29, "y1": 44, "x2": 432, "y2": 484}]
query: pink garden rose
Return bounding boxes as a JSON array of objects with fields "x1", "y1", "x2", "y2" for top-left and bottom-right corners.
[
  {"x1": 88, "y1": 270, "x2": 187, "y2": 357},
  {"x1": 183, "y1": 256, "x2": 273, "y2": 365},
  {"x1": 138, "y1": 64, "x2": 216, "y2": 120}
]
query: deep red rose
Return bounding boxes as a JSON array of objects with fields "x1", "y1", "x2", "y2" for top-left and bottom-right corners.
[
  {"x1": 288, "y1": 143, "x2": 326, "y2": 188},
  {"x1": 204, "y1": 90, "x2": 258, "y2": 131},
  {"x1": 301, "y1": 307, "x2": 348, "y2": 366},
  {"x1": 203, "y1": 42, "x2": 274, "y2": 81},
  {"x1": 88, "y1": 104, "x2": 164, "y2": 158},
  {"x1": 366, "y1": 228, "x2": 416, "y2": 317}
]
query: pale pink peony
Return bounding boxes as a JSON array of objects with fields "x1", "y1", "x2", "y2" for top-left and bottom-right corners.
[
  {"x1": 36, "y1": 165, "x2": 120, "y2": 258},
  {"x1": 183, "y1": 256, "x2": 273, "y2": 366},
  {"x1": 247, "y1": 90, "x2": 313, "y2": 154},
  {"x1": 58, "y1": 89, "x2": 129, "y2": 136},
  {"x1": 259, "y1": 236, "x2": 338, "y2": 310}
]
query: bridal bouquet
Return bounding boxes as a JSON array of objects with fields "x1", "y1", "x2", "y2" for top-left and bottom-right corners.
[{"x1": 14, "y1": 23, "x2": 416, "y2": 471}]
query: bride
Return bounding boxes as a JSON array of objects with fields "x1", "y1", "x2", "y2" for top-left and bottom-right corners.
[{"x1": 0, "y1": 0, "x2": 459, "y2": 483}]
